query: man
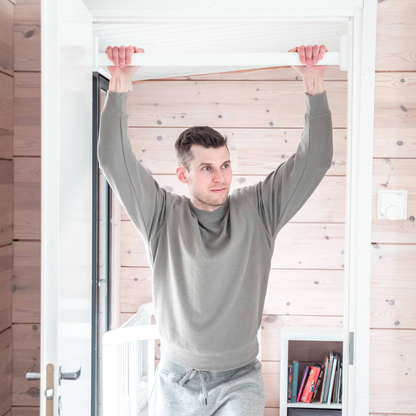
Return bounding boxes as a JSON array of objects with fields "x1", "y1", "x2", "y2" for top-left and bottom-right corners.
[{"x1": 97, "y1": 44, "x2": 332, "y2": 415}]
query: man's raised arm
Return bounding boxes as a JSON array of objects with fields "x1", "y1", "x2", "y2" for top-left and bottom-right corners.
[
  {"x1": 97, "y1": 46, "x2": 174, "y2": 244},
  {"x1": 242, "y1": 45, "x2": 334, "y2": 240}
]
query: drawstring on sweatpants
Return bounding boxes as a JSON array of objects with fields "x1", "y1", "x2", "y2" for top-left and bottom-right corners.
[{"x1": 178, "y1": 368, "x2": 210, "y2": 405}]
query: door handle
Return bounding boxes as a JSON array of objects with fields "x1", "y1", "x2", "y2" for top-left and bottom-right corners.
[{"x1": 59, "y1": 366, "x2": 82, "y2": 385}]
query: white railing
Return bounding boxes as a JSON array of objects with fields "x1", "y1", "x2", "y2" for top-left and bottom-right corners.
[
  {"x1": 102, "y1": 302, "x2": 262, "y2": 416},
  {"x1": 102, "y1": 302, "x2": 159, "y2": 416}
]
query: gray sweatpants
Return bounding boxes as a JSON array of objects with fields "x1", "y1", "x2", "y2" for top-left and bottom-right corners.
[{"x1": 148, "y1": 356, "x2": 266, "y2": 415}]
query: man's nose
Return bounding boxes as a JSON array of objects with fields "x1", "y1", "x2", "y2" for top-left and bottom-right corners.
[{"x1": 213, "y1": 169, "x2": 225, "y2": 182}]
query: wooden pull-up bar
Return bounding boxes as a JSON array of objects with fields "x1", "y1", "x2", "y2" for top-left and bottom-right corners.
[{"x1": 96, "y1": 35, "x2": 350, "y2": 72}]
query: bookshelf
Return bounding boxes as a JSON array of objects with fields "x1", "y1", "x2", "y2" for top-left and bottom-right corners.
[{"x1": 280, "y1": 326, "x2": 344, "y2": 416}]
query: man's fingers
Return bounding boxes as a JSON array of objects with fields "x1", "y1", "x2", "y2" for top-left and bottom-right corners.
[
  {"x1": 312, "y1": 44, "x2": 319, "y2": 64},
  {"x1": 298, "y1": 45, "x2": 305, "y2": 64},
  {"x1": 125, "y1": 46, "x2": 134, "y2": 65},
  {"x1": 119, "y1": 45, "x2": 126, "y2": 67},
  {"x1": 305, "y1": 45, "x2": 313, "y2": 66},
  {"x1": 113, "y1": 46, "x2": 119, "y2": 65},
  {"x1": 105, "y1": 46, "x2": 113, "y2": 64}
]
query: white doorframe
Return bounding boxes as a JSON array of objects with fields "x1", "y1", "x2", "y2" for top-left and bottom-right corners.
[{"x1": 87, "y1": 1, "x2": 378, "y2": 415}]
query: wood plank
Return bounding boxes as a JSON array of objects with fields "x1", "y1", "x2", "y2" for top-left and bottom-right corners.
[
  {"x1": 14, "y1": 72, "x2": 41, "y2": 157},
  {"x1": 0, "y1": 160, "x2": 13, "y2": 246},
  {"x1": 373, "y1": 73, "x2": 416, "y2": 158},
  {"x1": 12, "y1": 408, "x2": 39, "y2": 416},
  {"x1": 121, "y1": 220, "x2": 344, "y2": 269},
  {"x1": 372, "y1": 159, "x2": 416, "y2": 244},
  {"x1": 12, "y1": 242, "x2": 40, "y2": 324},
  {"x1": 371, "y1": 244, "x2": 416, "y2": 329},
  {"x1": 0, "y1": 327, "x2": 12, "y2": 416},
  {"x1": 261, "y1": 315, "x2": 343, "y2": 362},
  {"x1": 14, "y1": 0, "x2": 40, "y2": 72},
  {"x1": 154, "y1": 65, "x2": 347, "y2": 82},
  {"x1": 0, "y1": 245, "x2": 13, "y2": 333},
  {"x1": 264, "y1": 269, "x2": 344, "y2": 316},
  {"x1": 12, "y1": 323, "x2": 40, "y2": 407},
  {"x1": 273, "y1": 223, "x2": 344, "y2": 270},
  {"x1": 375, "y1": 0, "x2": 416, "y2": 71},
  {"x1": 373, "y1": 73, "x2": 416, "y2": 130},
  {"x1": 369, "y1": 329, "x2": 416, "y2": 414},
  {"x1": 119, "y1": 175, "x2": 346, "y2": 223},
  {"x1": 0, "y1": 71, "x2": 14, "y2": 159},
  {"x1": 0, "y1": 0, "x2": 14, "y2": 76},
  {"x1": 127, "y1": 80, "x2": 347, "y2": 128},
  {"x1": 125, "y1": 127, "x2": 347, "y2": 176},
  {"x1": 120, "y1": 268, "x2": 344, "y2": 317},
  {"x1": 13, "y1": 156, "x2": 40, "y2": 240}
]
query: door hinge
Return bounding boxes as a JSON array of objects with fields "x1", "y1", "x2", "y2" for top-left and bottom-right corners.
[{"x1": 349, "y1": 331, "x2": 354, "y2": 365}]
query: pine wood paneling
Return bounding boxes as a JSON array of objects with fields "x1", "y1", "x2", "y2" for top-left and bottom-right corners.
[
  {"x1": 370, "y1": 329, "x2": 416, "y2": 414},
  {"x1": 14, "y1": 0, "x2": 40, "y2": 72},
  {"x1": 126, "y1": 80, "x2": 347, "y2": 128},
  {"x1": 12, "y1": 408, "x2": 39, "y2": 416},
  {"x1": 13, "y1": 156, "x2": 40, "y2": 240},
  {"x1": 0, "y1": 327, "x2": 12, "y2": 416},
  {"x1": 0, "y1": 0, "x2": 14, "y2": 76},
  {"x1": 165, "y1": 66, "x2": 347, "y2": 82},
  {"x1": 0, "y1": 245, "x2": 13, "y2": 333},
  {"x1": 14, "y1": 72, "x2": 41, "y2": 157},
  {"x1": 373, "y1": 73, "x2": 416, "y2": 130},
  {"x1": 371, "y1": 244, "x2": 416, "y2": 329},
  {"x1": 120, "y1": 266, "x2": 344, "y2": 316},
  {"x1": 12, "y1": 324, "x2": 40, "y2": 407},
  {"x1": 120, "y1": 220, "x2": 345, "y2": 270},
  {"x1": 0, "y1": 71, "x2": 14, "y2": 159},
  {"x1": 0, "y1": 160, "x2": 13, "y2": 246},
  {"x1": 372, "y1": 159, "x2": 416, "y2": 243},
  {"x1": 126, "y1": 127, "x2": 347, "y2": 176},
  {"x1": 119, "y1": 175, "x2": 346, "y2": 223},
  {"x1": 375, "y1": 0, "x2": 416, "y2": 71},
  {"x1": 12, "y1": 242, "x2": 40, "y2": 324}
]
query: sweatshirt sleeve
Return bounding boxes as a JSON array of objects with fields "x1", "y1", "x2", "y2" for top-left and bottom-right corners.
[
  {"x1": 97, "y1": 90, "x2": 174, "y2": 244},
  {"x1": 242, "y1": 90, "x2": 333, "y2": 240}
]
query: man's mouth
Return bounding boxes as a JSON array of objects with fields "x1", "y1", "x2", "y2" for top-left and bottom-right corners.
[{"x1": 212, "y1": 188, "x2": 226, "y2": 192}]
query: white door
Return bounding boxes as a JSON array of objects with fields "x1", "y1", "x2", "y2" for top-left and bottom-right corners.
[{"x1": 40, "y1": 0, "x2": 93, "y2": 414}]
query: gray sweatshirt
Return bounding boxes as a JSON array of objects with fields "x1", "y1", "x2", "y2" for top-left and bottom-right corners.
[{"x1": 97, "y1": 89, "x2": 333, "y2": 371}]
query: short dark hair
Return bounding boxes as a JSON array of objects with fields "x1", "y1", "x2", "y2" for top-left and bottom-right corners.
[{"x1": 175, "y1": 126, "x2": 229, "y2": 172}]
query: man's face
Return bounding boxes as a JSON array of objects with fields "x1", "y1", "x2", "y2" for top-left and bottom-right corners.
[{"x1": 176, "y1": 144, "x2": 233, "y2": 211}]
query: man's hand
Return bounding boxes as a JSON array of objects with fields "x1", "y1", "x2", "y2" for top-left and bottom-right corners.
[
  {"x1": 288, "y1": 44, "x2": 328, "y2": 95},
  {"x1": 105, "y1": 45, "x2": 145, "y2": 92},
  {"x1": 288, "y1": 44, "x2": 328, "y2": 78}
]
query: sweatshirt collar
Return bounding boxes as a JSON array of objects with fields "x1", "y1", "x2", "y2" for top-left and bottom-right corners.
[{"x1": 187, "y1": 196, "x2": 230, "y2": 221}]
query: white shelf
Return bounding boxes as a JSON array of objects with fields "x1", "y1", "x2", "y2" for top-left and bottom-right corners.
[{"x1": 280, "y1": 326, "x2": 344, "y2": 416}]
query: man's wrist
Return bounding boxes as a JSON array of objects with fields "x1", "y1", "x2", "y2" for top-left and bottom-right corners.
[
  {"x1": 109, "y1": 75, "x2": 131, "y2": 93},
  {"x1": 303, "y1": 75, "x2": 325, "y2": 96}
]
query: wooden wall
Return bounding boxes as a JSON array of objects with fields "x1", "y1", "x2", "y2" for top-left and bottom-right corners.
[
  {"x1": 0, "y1": 0, "x2": 414, "y2": 416},
  {"x1": 0, "y1": 0, "x2": 15, "y2": 415}
]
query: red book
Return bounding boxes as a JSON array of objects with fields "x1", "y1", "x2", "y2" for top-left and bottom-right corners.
[{"x1": 300, "y1": 366, "x2": 321, "y2": 403}]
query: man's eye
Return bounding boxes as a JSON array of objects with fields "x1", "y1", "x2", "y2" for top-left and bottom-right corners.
[{"x1": 202, "y1": 164, "x2": 229, "y2": 171}]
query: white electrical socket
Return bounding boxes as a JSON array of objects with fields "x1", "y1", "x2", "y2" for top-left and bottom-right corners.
[{"x1": 377, "y1": 190, "x2": 408, "y2": 220}]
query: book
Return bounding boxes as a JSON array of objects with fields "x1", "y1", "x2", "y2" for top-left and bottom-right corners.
[
  {"x1": 311, "y1": 363, "x2": 325, "y2": 402},
  {"x1": 319, "y1": 354, "x2": 330, "y2": 404},
  {"x1": 288, "y1": 363, "x2": 293, "y2": 403},
  {"x1": 297, "y1": 366, "x2": 310, "y2": 402},
  {"x1": 291, "y1": 361, "x2": 300, "y2": 402},
  {"x1": 300, "y1": 366, "x2": 321, "y2": 403},
  {"x1": 327, "y1": 354, "x2": 338, "y2": 403},
  {"x1": 323, "y1": 351, "x2": 335, "y2": 403}
]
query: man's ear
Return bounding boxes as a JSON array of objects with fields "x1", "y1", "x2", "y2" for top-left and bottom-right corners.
[{"x1": 176, "y1": 166, "x2": 188, "y2": 184}]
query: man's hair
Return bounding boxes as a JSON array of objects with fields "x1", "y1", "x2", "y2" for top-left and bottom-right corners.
[{"x1": 175, "y1": 126, "x2": 229, "y2": 172}]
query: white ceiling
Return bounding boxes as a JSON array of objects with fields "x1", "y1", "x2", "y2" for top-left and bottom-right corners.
[{"x1": 93, "y1": 21, "x2": 348, "y2": 81}]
